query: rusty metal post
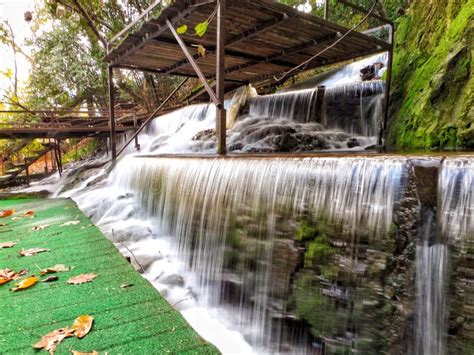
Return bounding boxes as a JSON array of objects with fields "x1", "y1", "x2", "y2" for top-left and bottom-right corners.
[
  {"x1": 24, "y1": 158, "x2": 30, "y2": 186},
  {"x1": 108, "y1": 65, "x2": 117, "y2": 160},
  {"x1": 216, "y1": 0, "x2": 227, "y2": 155},
  {"x1": 379, "y1": 23, "x2": 394, "y2": 150}
]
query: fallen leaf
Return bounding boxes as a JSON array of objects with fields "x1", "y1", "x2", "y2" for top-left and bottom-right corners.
[
  {"x1": 33, "y1": 327, "x2": 75, "y2": 354},
  {"x1": 31, "y1": 224, "x2": 50, "y2": 231},
  {"x1": 60, "y1": 221, "x2": 80, "y2": 227},
  {"x1": 24, "y1": 210, "x2": 34, "y2": 216},
  {"x1": 20, "y1": 248, "x2": 50, "y2": 257},
  {"x1": 40, "y1": 264, "x2": 72, "y2": 276},
  {"x1": 71, "y1": 351, "x2": 98, "y2": 355},
  {"x1": 0, "y1": 209, "x2": 14, "y2": 218},
  {"x1": 120, "y1": 283, "x2": 134, "y2": 289},
  {"x1": 0, "y1": 223, "x2": 6, "y2": 226},
  {"x1": 11, "y1": 276, "x2": 38, "y2": 291},
  {"x1": 0, "y1": 241, "x2": 15, "y2": 249},
  {"x1": 68, "y1": 274, "x2": 96, "y2": 285},
  {"x1": 71, "y1": 315, "x2": 94, "y2": 338},
  {"x1": 41, "y1": 275, "x2": 59, "y2": 283},
  {"x1": 12, "y1": 269, "x2": 28, "y2": 279},
  {"x1": 11, "y1": 217, "x2": 21, "y2": 221},
  {"x1": 0, "y1": 269, "x2": 15, "y2": 285}
]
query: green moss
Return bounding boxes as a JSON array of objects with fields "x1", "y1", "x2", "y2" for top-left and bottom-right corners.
[
  {"x1": 304, "y1": 236, "x2": 335, "y2": 268},
  {"x1": 295, "y1": 219, "x2": 321, "y2": 241},
  {"x1": 388, "y1": 0, "x2": 474, "y2": 149}
]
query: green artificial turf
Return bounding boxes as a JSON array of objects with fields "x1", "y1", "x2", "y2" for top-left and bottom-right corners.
[{"x1": 0, "y1": 198, "x2": 219, "y2": 354}]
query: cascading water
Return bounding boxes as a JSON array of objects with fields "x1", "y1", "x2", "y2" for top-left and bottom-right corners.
[{"x1": 20, "y1": 53, "x2": 473, "y2": 353}]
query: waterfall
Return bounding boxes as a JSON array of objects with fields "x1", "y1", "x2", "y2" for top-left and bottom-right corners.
[
  {"x1": 415, "y1": 211, "x2": 449, "y2": 355},
  {"x1": 440, "y1": 158, "x2": 474, "y2": 243},
  {"x1": 103, "y1": 156, "x2": 405, "y2": 352}
]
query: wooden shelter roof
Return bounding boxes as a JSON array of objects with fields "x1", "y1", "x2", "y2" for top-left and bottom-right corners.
[{"x1": 105, "y1": 0, "x2": 390, "y2": 85}]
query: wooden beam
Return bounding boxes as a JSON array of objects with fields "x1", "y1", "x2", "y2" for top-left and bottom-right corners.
[
  {"x1": 222, "y1": 32, "x2": 340, "y2": 78},
  {"x1": 108, "y1": 7, "x2": 197, "y2": 66},
  {"x1": 108, "y1": 65, "x2": 117, "y2": 160},
  {"x1": 166, "y1": 19, "x2": 219, "y2": 105},
  {"x1": 216, "y1": 0, "x2": 226, "y2": 155},
  {"x1": 162, "y1": 13, "x2": 290, "y2": 74}
]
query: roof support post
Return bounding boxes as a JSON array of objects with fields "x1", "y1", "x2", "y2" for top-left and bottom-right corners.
[
  {"x1": 216, "y1": 0, "x2": 226, "y2": 155},
  {"x1": 108, "y1": 65, "x2": 117, "y2": 161},
  {"x1": 166, "y1": 19, "x2": 219, "y2": 105},
  {"x1": 324, "y1": 0, "x2": 329, "y2": 20},
  {"x1": 379, "y1": 23, "x2": 394, "y2": 150}
]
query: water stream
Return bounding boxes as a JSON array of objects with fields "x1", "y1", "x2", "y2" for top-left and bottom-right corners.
[{"x1": 21, "y1": 53, "x2": 473, "y2": 353}]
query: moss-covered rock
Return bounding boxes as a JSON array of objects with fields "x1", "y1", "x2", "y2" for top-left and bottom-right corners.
[{"x1": 388, "y1": 0, "x2": 473, "y2": 149}]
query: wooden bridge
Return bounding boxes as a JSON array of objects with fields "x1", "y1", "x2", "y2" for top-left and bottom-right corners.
[{"x1": 105, "y1": 0, "x2": 394, "y2": 158}]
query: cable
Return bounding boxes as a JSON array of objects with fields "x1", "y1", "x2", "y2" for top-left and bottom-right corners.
[{"x1": 274, "y1": 1, "x2": 378, "y2": 82}]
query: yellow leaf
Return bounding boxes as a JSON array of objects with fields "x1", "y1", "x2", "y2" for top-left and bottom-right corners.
[
  {"x1": 71, "y1": 315, "x2": 94, "y2": 338},
  {"x1": 177, "y1": 25, "x2": 188, "y2": 35},
  {"x1": 195, "y1": 20, "x2": 209, "y2": 37},
  {"x1": 197, "y1": 44, "x2": 207, "y2": 58},
  {"x1": 11, "y1": 276, "x2": 38, "y2": 291}
]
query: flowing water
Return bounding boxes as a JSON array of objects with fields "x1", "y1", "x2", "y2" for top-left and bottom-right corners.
[{"x1": 21, "y1": 53, "x2": 474, "y2": 353}]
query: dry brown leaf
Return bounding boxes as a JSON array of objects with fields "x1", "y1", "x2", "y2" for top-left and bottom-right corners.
[
  {"x1": 0, "y1": 223, "x2": 7, "y2": 226},
  {"x1": 71, "y1": 315, "x2": 94, "y2": 338},
  {"x1": 71, "y1": 351, "x2": 99, "y2": 355},
  {"x1": 11, "y1": 276, "x2": 38, "y2": 291},
  {"x1": 33, "y1": 327, "x2": 75, "y2": 354},
  {"x1": 20, "y1": 248, "x2": 50, "y2": 257},
  {"x1": 60, "y1": 221, "x2": 80, "y2": 227},
  {"x1": 12, "y1": 269, "x2": 28, "y2": 279},
  {"x1": 24, "y1": 210, "x2": 34, "y2": 216},
  {"x1": 40, "y1": 264, "x2": 72, "y2": 276},
  {"x1": 0, "y1": 268, "x2": 27, "y2": 284},
  {"x1": 41, "y1": 275, "x2": 59, "y2": 283},
  {"x1": 120, "y1": 283, "x2": 134, "y2": 289},
  {"x1": 0, "y1": 241, "x2": 16, "y2": 249},
  {"x1": 31, "y1": 224, "x2": 50, "y2": 231},
  {"x1": 0, "y1": 209, "x2": 14, "y2": 218},
  {"x1": 68, "y1": 274, "x2": 96, "y2": 285}
]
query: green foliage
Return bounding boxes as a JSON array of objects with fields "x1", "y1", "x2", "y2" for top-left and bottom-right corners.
[
  {"x1": 177, "y1": 25, "x2": 188, "y2": 35},
  {"x1": 62, "y1": 138, "x2": 99, "y2": 164},
  {"x1": 194, "y1": 20, "x2": 209, "y2": 37}
]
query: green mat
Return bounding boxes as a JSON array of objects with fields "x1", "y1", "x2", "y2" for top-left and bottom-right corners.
[{"x1": 0, "y1": 198, "x2": 219, "y2": 354}]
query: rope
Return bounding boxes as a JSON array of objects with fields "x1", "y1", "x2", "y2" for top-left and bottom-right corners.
[{"x1": 274, "y1": 1, "x2": 378, "y2": 82}]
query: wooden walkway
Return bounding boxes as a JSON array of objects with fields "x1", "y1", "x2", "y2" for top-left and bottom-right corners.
[{"x1": 0, "y1": 197, "x2": 219, "y2": 354}]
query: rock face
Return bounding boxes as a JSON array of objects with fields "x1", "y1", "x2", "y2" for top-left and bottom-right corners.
[{"x1": 388, "y1": 0, "x2": 473, "y2": 149}]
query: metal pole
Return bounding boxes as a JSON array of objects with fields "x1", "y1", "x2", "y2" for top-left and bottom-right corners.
[
  {"x1": 216, "y1": 0, "x2": 227, "y2": 155},
  {"x1": 108, "y1": 65, "x2": 117, "y2": 160},
  {"x1": 380, "y1": 23, "x2": 394, "y2": 150},
  {"x1": 324, "y1": 0, "x2": 329, "y2": 20},
  {"x1": 115, "y1": 77, "x2": 188, "y2": 158}
]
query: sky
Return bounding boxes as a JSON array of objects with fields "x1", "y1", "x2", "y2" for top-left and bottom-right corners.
[{"x1": 0, "y1": 0, "x2": 35, "y2": 96}]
